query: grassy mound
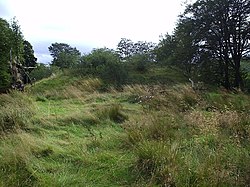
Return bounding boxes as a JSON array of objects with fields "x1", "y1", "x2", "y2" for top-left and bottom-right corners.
[{"x1": 0, "y1": 71, "x2": 249, "y2": 186}]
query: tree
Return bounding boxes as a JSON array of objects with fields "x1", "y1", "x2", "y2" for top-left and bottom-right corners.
[
  {"x1": 117, "y1": 38, "x2": 134, "y2": 59},
  {"x1": 181, "y1": 0, "x2": 250, "y2": 89},
  {"x1": 117, "y1": 38, "x2": 156, "y2": 61},
  {"x1": 128, "y1": 54, "x2": 149, "y2": 73},
  {"x1": 29, "y1": 63, "x2": 53, "y2": 81},
  {"x1": 10, "y1": 17, "x2": 24, "y2": 63},
  {"x1": 22, "y1": 40, "x2": 37, "y2": 83},
  {"x1": 81, "y1": 48, "x2": 119, "y2": 70},
  {"x1": 23, "y1": 40, "x2": 37, "y2": 68},
  {"x1": 0, "y1": 18, "x2": 12, "y2": 92},
  {"x1": 48, "y1": 43, "x2": 81, "y2": 68},
  {"x1": 77, "y1": 48, "x2": 127, "y2": 86},
  {"x1": 154, "y1": 34, "x2": 177, "y2": 64},
  {"x1": 0, "y1": 17, "x2": 35, "y2": 92},
  {"x1": 173, "y1": 18, "x2": 202, "y2": 78}
]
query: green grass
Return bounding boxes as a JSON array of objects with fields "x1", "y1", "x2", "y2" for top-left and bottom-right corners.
[
  {"x1": 0, "y1": 72, "x2": 249, "y2": 186},
  {"x1": 127, "y1": 64, "x2": 188, "y2": 85}
]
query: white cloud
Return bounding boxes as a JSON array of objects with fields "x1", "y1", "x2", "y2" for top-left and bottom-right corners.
[{"x1": 1, "y1": 0, "x2": 186, "y2": 63}]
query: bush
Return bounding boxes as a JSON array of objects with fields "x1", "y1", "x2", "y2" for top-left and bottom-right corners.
[
  {"x1": 128, "y1": 54, "x2": 149, "y2": 73},
  {"x1": 29, "y1": 64, "x2": 56, "y2": 81},
  {"x1": 99, "y1": 61, "x2": 128, "y2": 87},
  {"x1": 72, "y1": 48, "x2": 128, "y2": 87}
]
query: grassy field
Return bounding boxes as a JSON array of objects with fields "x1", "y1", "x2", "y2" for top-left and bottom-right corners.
[{"x1": 0, "y1": 70, "x2": 250, "y2": 186}]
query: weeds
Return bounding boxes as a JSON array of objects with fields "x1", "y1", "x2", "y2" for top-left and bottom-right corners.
[
  {"x1": 122, "y1": 84, "x2": 250, "y2": 186},
  {"x1": 134, "y1": 140, "x2": 178, "y2": 186},
  {"x1": 0, "y1": 91, "x2": 35, "y2": 133},
  {"x1": 1, "y1": 75, "x2": 249, "y2": 186}
]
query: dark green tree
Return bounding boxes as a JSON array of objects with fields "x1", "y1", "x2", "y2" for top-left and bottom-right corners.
[
  {"x1": 23, "y1": 40, "x2": 37, "y2": 68},
  {"x1": 29, "y1": 63, "x2": 53, "y2": 81},
  {"x1": 154, "y1": 34, "x2": 177, "y2": 64},
  {"x1": 0, "y1": 17, "x2": 35, "y2": 91},
  {"x1": 128, "y1": 54, "x2": 149, "y2": 73},
  {"x1": 22, "y1": 40, "x2": 37, "y2": 83},
  {"x1": 10, "y1": 17, "x2": 24, "y2": 63},
  {"x1": 0, "y1": 18, "x2": 12, "y2": 92},
  {"x1": 173, "y1": 18, "x2": 201, "y2": 78},
  {"x1": 117, "y1": 38, "x2": 155, "y2": 61},
  {"x1": 181, "y1": 0, "x2": 250, "y2": 89},
  {"x1": 78, "y1": 48, "x2": 128, "y2": 87},
  {"x1": 82, "y1": 48, "x2": 119, "y2": 71},
  {"x1": 48, "y1": 43, "x2": 81, "y2": 68}
]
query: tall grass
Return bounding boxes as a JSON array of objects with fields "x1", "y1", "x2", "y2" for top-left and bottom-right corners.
[
  {"x1": 0, "y1": 91, "x2": 35, "y2": 133},
  {"x1": 123, "y1": 84, "x2": 250, "y2": 186},
  {"x1": 0, "y1": 75, "x2": 249, "y2": 186},
  {"x1": 95, "y1": 103, "x2": 128, "y2": 123},
  {"x1": 31, "y1": 76, "x2": 103, "y2": 101}
]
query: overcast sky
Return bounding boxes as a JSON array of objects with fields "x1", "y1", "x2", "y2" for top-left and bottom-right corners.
[{"x1": 0, "y1": 0, "x2": 188, "y2": 63}]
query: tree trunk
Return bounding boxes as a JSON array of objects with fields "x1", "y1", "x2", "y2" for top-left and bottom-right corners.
[
  {"x1": 224, "y1": 59, "x2": 230, "y2": 90},
  {"x1": 234, "y1": 57, "x2": 243, "y2": 90}
]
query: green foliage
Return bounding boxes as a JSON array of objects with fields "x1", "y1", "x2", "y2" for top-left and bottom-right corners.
[
  {"x1": 0, "y1": 18, "x2": 12, "y2": 92},
  {"x1": 10, "y1": 17, "x2": 24, "y2": 63},
  {"x1": 117, "y1": 38, "x2": 155, "y2": 60},
  {"x1": 29, "y1": 63, "x2": 55, "y2": 81},
  {"x1": 23, "y1": 40, "x2": 37, "y2": 67},
  {"x1": 0, "y1": 63, "x2": 11, "y2": 93},
  {"x1": 48, "y1": 43, "x2": 81, "y2": 68},
  {"x1": 80, "y1": 48, "x2": 118, "y2": 71},
  {"x1": 99, "y1": 60, "x2": 128, "y2": 87},
  {"x1": 76, "y1": 48, "x2": 128, "y2": 87},
  {"x1": 22, "y1": 40, "x2": 37, "y2": 83},
  {"x1": 154, "y1": 0, "x2": 250, "y2": 90},
  {"x1": 0, "y1": 17, "x2": 36, "y2": 92},
  {"x1": 128, "y1": 54, "x2": 149, "y2": 73},
  {"x1": 179, "y1": 0, "x2": 250, "y2": 89},
  {"x1": 154, "y1": 33, "x2": 176, "y2": 65}
]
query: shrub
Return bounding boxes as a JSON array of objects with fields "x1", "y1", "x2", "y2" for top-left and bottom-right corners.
[
  {"x1": 30, "y1": 64, "x2": 60, "y2": 82},
  {"x1": 73, "y1": 48, "x2": 128, "y2": 88},
  {"x1": 128, "y1": 54, "x2": 149, "y2": 73},
  {"x1": 99, "y1": 61, "x2": 128, "y2": 88}
]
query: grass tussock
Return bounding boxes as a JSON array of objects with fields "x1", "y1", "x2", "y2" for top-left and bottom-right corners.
[
  {"x1": 95, "y1": 103, "x2": 128, "y2": 123},
  {"x1": 0, "y1": 133, "x2": 43, "y2": 187},
  {"x1": 122, "y1": 84, "x2": 250, "y2": 186},
  {"x1": 1, "y1": 75, "x2": 249, "y2": 186},
  {"x1": 0, "y1": 91, "x2": 35, "y2": 133}
]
